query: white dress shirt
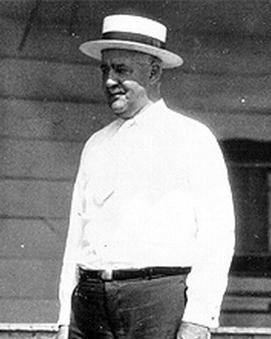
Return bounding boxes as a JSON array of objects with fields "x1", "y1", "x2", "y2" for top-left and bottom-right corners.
[{"x1": 58, "y1": 99, "x2": 235, "y2": 328}]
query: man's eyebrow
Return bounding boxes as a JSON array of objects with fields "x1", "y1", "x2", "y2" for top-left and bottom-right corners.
[
  {"x1": 100, "y1": 62, "x2": 128, "y2": 70},
  {"x1": 100, "y1": 63, "x2": 108, "y2": 70},
  {"x1": 115, "y1": 63, "x2": 127, "y2": 68}
]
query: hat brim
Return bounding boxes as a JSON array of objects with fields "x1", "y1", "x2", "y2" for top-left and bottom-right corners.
[{"x1": 79, "y1": 40, "x2": 183, "y2": 69}]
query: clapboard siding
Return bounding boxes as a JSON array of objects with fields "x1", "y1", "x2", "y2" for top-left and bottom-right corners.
[
  {"x1": 0, "y1": 16, "x2": 96, "y2": 65},
  {"x1": 0, "y1": 139, "x2": 82, "y2": 180},
  {"x1": 0, "y1": 300, "x2": 59, "y2": 323},
  {"x1": 220, "y1": 313, "x2": 271, "y2": 328},
  {"x1": 1, "y1": 98, "x2": 271, "y2": 142},
  {"x1": 227, "y1": 276, "x2": 271, "y2": 294},
  {"x1": 220, "y1": 276, "x2": 271, "y2": 326},
  {"x1": 181, "y1": 110, "x2": 271, "y2": 141},
  {"x1": 0, "y1": 219, "x2": 67, "y2": 259},
  {"x1": 1, "y1": 97, "x2": 271, "y2": 144},
  {"x1": 0, "y1": 99, "x2": 113, "y2": 141},
  {"x1": 3, "y1": 13, "x2": 271, "y2": 76},
  {"x1": 222, "y1": 296, "x2": 270, "y2": 312},
  {"x1": 0, "y1": 259, "x2": 60, "y2": 300},
  {"x1": 0, "y1": 37, "x2": 110, "y2": 326},
  {"x1": 1, "y1": 58, "x2": 103, "y2": 102},
  {"x1": 2, "y1": 57, "x2": 271, "y2": 116},
  {"x1": 0, "y1": 180, "x2": 72, "y2": 218},
  {"x1": 162, "y1": 71, "x2": 271, "y2": 114}
]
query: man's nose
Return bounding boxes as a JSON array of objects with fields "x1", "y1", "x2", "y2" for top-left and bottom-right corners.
[
  {"x1": 106, "y1": 77, "x2": 118, "y2": 88},
  {"x1": 105, "y1": 70, "x2": 119, "y2": 87}
]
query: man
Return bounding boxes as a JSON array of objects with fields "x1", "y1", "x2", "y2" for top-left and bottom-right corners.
[{"x1": 57, "y1": 14, "x2": 235, "y2": 339}]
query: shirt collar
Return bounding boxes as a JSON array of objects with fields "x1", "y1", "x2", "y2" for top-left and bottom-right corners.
[{"x1": 117, "y1": 99, "x2": 167, "y2": 128}]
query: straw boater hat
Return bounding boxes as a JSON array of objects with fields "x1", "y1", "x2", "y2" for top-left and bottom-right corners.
[{"x1": 79, "y1": 14, "x2": 183, "y2": 69}]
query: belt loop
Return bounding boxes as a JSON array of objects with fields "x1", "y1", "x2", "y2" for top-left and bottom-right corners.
[
  {"x1": 101, "y1": 269, "x2": 113, "y2": 281},
  {"x1": 147, "y1": 267, "x2": 153, "y2": 280}
]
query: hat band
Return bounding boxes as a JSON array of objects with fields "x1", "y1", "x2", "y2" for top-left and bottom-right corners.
[{"x1": 102, "y1": 31, "x2": 165, "y2": 49}]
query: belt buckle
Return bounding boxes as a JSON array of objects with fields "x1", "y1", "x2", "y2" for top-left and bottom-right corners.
[{"x1": 101, "y1": 269, "x2": 113, "y2": 281}]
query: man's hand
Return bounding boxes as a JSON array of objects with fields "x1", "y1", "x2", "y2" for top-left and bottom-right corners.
[
  {"x1": 56, "y1": 325, "x2": 69, "y2": 339},
  {"x1": 177, "y1": 321, "x2": 210, "y2": 339}
]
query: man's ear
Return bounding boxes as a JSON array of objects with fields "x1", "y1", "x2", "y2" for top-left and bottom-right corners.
[{"x1": 149, "y1": 61, "x2": 162, "y2": 83}]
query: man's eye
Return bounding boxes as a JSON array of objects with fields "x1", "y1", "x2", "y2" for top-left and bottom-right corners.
[
  {"x1": 100, "y1": 65, "x2": 109, "y2": 73},
  {"x1": 116, "y1": 67, "x2": 128, "y2": 75}
]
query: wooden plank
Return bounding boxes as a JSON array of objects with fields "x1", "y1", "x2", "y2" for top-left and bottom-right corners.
[
  {"x1": 1, "y1": 98, "x2": 271, "y2": 142},
  {"x1": 227, "y1": 276, "x2": 271, "y2": 294},
  {"x1": 222, "y1": 296, "x2": 271, "y2": 312},
  {"x1": 212, "y1": 336, "x2": 269, "y2": 339},
  {"x1": 0, "y1": 324, "x2": 57, "y2": 331},
  {"x1": 183, "y1": 110, "x2": 271, "y2": 141},
  {"x1": 173, "y1": 32, "x2": 271, "y2": 76},
  {"x1": 2, "y1": 0, "x2": 271, "y2": 37},
  {"x1": 3, "y1": 4, "x2": 271, "y2": 76},
  {"x1": 220, "y1": 312, "x2": 271, "y2": 328},
  {"x1": 0, "y1": 299, "x2": 58, "y2": 323},
  {"x1": 0, "y1": 16, "x2": 98, "y2": 66},
  {"x1": 0, "y1": 139, "x2": 82, "y2": 180},
  {"x1": 0, "y1": 180, "x2": 73, "y2": 218},
  {"x1": 2, "y1": 57, "x2": 271, "y2": 114},
  {"x1": 0, "y1": 324, "x2": 57, "y2": 339},
  {"x1": 0, "y1": 99, "x2": 113, "y2": 141},
  {"x1": 0, "y1": 219, "x2": 68, "y2": 259},
  {"x1": 163, "y1": 71, "x2": 271, "y2": 114},
  {"x1": 1, "y1": 58, "x2": 104, "y2": 102},
  {"x1": 2, "y1": 45, "x2": 271, "y2": 118},
  {"x1": 214, "y1": 327, "x2": 271, "y2": 335},
  {"x1": 212, "y1": 334, "x2": 270, "y2": 339},
  {"x1": 0, "y1": 259, "x2": 60, "y2": 299}
]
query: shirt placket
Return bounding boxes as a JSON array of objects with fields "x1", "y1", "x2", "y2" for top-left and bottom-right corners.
[{"x1": 100, "y1": 118, "x2": 136, "y2": 274}]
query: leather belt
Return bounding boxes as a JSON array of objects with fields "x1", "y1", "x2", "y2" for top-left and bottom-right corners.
[{"x1": 79, "y1": 266, "x2": 191, "y2": 282}]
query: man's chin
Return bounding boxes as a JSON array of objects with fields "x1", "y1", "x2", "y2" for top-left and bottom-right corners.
[{"x1": 110, "y1": 102, "x2": 127, "y2": 116}]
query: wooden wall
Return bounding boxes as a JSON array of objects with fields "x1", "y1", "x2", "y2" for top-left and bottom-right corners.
[
  {"x1": 0, "y1": 9, "x2": 111, "y2": 322},
  {"x1": 1, "y1": 0, "x2": 271, "y2": 326}
]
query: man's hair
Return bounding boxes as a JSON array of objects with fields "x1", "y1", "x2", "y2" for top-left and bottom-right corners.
[{"x1": 149, "y1": 54, "x2": 162, "y2": 67}]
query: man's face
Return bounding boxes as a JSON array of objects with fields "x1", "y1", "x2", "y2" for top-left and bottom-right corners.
[{"x1": 101, "y1": 49, "x2": 153, "y2": 119}]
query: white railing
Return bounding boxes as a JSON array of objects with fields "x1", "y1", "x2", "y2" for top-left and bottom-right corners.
[{"x1": 1, "y1": 324, "x2": 271, "y2": 337}]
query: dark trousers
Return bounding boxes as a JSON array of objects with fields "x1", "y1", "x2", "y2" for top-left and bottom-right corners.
[{"x1": 68, "y1": 274, "x2": 188, "y2": 339}]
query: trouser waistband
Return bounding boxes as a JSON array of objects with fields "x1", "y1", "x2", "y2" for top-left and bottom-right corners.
[{"x1": 79, "y1": 266, "x2": 191, "y2": 281}]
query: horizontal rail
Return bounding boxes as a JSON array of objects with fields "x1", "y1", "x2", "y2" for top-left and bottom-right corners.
[
  {"x1": 1, "y1": 324, "x2": 271, "y2": 335},
  {"x1": 0, "y1": 324, "x2": 58, "y2": 332}
]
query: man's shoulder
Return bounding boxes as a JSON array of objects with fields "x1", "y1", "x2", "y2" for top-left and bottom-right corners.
[
  {"x1": 163, "y1": 107, "x2": 221, "y2": 158},
  {"x1": 84, "y1": 119, "x2": 120, "y2": 147},
  {"x1": 164, "y1": 105, "x2": 213, "y2": 137}
]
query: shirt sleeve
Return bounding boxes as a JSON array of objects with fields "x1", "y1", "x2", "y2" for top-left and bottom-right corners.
[
  {"x1": 182, "y1": 125, "x2": 235, "y2": 328},
  {"x1": 57, "y1": 146, "x2": 87, "y2": 326}
]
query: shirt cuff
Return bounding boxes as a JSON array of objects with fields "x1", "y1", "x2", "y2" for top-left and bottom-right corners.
[{"x1": 182, "y1": 303, "x2": 220, "y2": 328}]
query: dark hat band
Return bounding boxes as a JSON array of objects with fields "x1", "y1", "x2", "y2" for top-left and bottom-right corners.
[{"x1": 102, "y1": 31, "x2": 165, "y2": 49}]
